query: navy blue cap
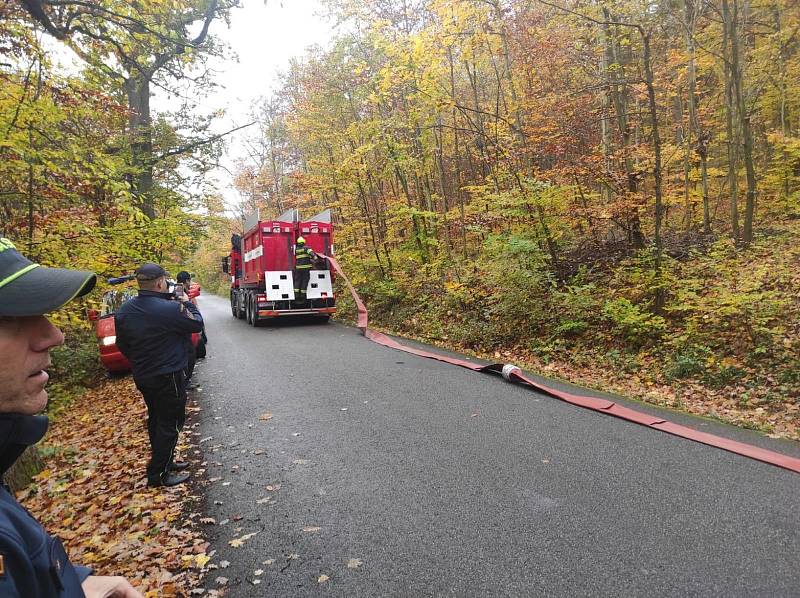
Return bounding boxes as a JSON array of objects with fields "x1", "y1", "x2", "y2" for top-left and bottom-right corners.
[
  {"x1": 176, "y1": 271, "x2": 191, "y2": 283},
  {"x1": 0, "y1": 238, "x2": 96, "y2": 316},
  {"x1": 135, "y1": 262, "x2": 169, "y2": 280}
]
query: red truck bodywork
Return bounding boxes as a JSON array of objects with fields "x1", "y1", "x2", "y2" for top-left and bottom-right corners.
[{"x1": 225, "y1": 208, "x2": 336, "y2": 325}]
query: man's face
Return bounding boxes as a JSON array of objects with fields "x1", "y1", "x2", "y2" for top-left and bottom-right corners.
[{"x1": 0, "y1": 315, "x2": 65, "y2": 414}]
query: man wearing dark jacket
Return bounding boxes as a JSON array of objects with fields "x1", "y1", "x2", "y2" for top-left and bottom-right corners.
[
  {"x1": 0, "y1": 238, "x2": 142, "y2": 597},
  {"x1": 115, "y1": 263, "x2": 203, "y2": 488}
]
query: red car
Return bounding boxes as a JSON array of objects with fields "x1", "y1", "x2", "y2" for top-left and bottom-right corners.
[{"x1": 90, "y1": 289, "x2": 200, "y2": 373}]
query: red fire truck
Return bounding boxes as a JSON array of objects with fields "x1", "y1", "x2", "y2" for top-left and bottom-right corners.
[{"x1": 223, "y1": 208, "x2": 336, "y2": 326}]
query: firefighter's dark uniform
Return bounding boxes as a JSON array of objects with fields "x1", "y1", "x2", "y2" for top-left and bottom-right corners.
[
  {"x1": 294, "y1": 244, "x2": 316, "y2": 299},
  {"x1": 115, "y1": 290, "x2": 203, "y2": 485},
  {"x1": 0, "y1": 415, "x2": 92, "y2": 596}
]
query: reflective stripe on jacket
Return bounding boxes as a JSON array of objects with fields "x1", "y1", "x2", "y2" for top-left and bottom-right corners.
[{"x1": 295, "y1": 246, "x2": 315, "y2": 269}]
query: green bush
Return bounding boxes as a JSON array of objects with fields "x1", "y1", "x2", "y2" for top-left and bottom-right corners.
[
  {"x1": 665, "y1": 346, "x2": 710, "y2": 380},
  {"x1": 47, "y1": 327, "x2": 103, "y2": 415},
  {"x1": 602, "y1": 298, "x2": 666, "y2": 346}
]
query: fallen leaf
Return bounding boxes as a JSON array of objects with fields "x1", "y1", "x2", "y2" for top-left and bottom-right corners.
[
  {"x1": 318, "y1": 574, "x2": 330, "y2": 583},
  {"x1": 259, "y1": 413, "x2": 273, "y2": 421},
  {"x1": 347, "y1": 558, "x2": 363, "y2": 569},
  {"x1": 214, "y1": 577, "x2": 228, "y2": 585},
  {"x1": 254, "y1": 569, "x2": 264, "y2": 576},
  {"x1": 219, "y1": 560, "x2": 230, "y2": 568},
  {"x1": 266, "y1": 484, "x2": 281, "y2": 491},
  {"x1": 263, "y1": 559, "x2": 275, "y2": 565},
  {"x1": 229, "y1": 531, "x2": 259, "y2": 548},
  {"x1": 302, "y1": 526, "x2": 321, "y2": 533}
]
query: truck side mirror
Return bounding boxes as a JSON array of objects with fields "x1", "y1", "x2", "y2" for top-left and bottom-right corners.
[{"x1": 221, "y1": 256, "x2": 229, "y2": 274}]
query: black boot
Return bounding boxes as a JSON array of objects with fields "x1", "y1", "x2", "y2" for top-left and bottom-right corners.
[
  {"x1": 169, "y1": 461, "x2": 190, "y2": 472},
  {"x1": 147, "y1": 471, "x2": 190, "y2": 487}
]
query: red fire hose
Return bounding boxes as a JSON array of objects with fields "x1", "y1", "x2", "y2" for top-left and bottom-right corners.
[{"x1": 326, "y1": 255, "x2": 800, "y2": 475}]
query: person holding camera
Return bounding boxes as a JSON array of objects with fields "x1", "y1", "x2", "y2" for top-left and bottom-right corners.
[
  {"x1": 176, "y1": 270, "x2": 206, "y2": 362},
  {"x1": 0, "y1": 238, "x2": 143, "y2": 596},
  {"x1": 115, "y1": 263, "x2": 203, "y2": 488}
]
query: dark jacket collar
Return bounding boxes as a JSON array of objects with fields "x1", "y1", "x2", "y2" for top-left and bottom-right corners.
[
  {"x1": 138, "y1": 289, "x2": 173, "y2": 300},
  {"x1": 0, "y1": 414, "x2": 48, "y2": 477}
]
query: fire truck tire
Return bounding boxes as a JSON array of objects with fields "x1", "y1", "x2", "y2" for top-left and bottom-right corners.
[
  {"x1": 230, "y1": 292, "x2": 239, "y2": 318},
  {"x1": 245, "y1": 294, "x2": 253, "y2": 325},
  {"x1": 250, "y1": 296, "x2": 259, "y2": 327}
]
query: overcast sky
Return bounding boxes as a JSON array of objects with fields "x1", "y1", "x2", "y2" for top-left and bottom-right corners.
[{"x1": 201, "y1": 0, "x2": 334, "y2": 211}]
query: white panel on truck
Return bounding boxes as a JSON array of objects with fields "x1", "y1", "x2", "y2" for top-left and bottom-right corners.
[
  {"x1": 306, "y1": 270, "x2": 333, "y2": 299},
  {"x1": 265, "y1": 271, "x2": 295, "y2": 301}
]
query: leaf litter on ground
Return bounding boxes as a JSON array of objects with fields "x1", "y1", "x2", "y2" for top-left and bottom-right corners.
[{"x1": 17, "y1": 377, "x2": 211, "y2": 596}]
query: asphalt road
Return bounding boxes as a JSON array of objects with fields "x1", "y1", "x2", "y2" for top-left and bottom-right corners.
[{"x1": 191, "y1": 294, "x2": 799, "y2": 597}]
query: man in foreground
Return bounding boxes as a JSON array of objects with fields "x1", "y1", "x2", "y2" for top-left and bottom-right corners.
[
  {"x1": 115, "y1": 263, "x2": 203, "y2": 487},
  {"x1": 0, "y1": 238, "x2": 142, "y2": 596}
]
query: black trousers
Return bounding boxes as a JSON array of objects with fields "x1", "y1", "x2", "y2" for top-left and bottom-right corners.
[
  {"x1": 294, "y1": 268, "x2": 311, "y2": 298},
  {"x1": 134, "y1": 370, "x2": 187, "y2": 481}
]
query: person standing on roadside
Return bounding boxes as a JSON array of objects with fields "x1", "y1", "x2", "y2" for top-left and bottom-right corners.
[
  {"x1": 115, "y1": 263, "x2": 203, "y2": 488},
  {"x1": 176, "y1": 270, "x2": 206, "y2": 362},
  {"x1": 0, "y1": 238, "x2": 143, "y2": 597}
]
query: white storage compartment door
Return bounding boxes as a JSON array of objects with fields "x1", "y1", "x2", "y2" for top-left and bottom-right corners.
[
  {"x1": 265, "y1": 271, "x2": 295, "y2": 301},
  {"x1": 306, "y1": 270, "x2": 333, "y2": 299}
]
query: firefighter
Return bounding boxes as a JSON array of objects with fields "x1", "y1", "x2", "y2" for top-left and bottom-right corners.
[
  {"x1": 115, "y1": 263, "x2": 203, "y2": 487},
  {"x1": 0, "y1": 238, "x2": 143, "y2": 596},
  {"x1": 293, "y1": 236, "x2": 317, "y2": 300}
]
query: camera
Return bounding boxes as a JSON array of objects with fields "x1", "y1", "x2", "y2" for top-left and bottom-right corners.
[{"x1": 173, "y1": 283, "x2": 184, "y2": 300}]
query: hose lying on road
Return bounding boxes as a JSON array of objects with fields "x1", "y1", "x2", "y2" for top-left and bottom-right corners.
[{"x1": 325, "y1": 256, "x2": 800, "y2": 475}]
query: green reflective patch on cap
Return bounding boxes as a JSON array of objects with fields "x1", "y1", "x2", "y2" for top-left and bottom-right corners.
[{"x1": 0, "y1": 263, "x2": 39, "y2": 289}]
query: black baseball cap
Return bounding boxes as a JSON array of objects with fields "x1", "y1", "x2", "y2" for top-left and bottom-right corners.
[
  {"x1": 176, "y1": 271, "x2": 191, "y2": 283},
  {"x1": 135, "y1": 262, "x2": 169, "y2": 280},
  {"x1": 0, "y1": 237, "x2": 96, "y2": 316}
]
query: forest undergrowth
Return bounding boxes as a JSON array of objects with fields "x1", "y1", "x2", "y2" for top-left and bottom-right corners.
[{"x1": 332, "y1": 218, "x2": 800, "y2": 440}]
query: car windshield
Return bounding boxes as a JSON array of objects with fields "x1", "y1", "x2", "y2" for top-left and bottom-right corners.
[{"x1": 100, "y1": 290, "x2": 135, "y2": 316}]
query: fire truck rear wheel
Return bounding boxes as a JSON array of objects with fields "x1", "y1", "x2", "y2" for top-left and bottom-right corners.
[{"x1": 250, "y1": 295, "x2": 261, "y2": 327}]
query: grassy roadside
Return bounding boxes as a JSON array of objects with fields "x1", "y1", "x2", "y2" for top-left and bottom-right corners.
[{"x1": 331, "y1": 221, "x2": 800, "y2": 441}]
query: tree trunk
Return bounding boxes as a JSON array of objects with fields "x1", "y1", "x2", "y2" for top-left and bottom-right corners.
[
  {"x1": 642, "y1": 31, "x2": 666, "y2": 312},
  {"x1": 722, "y1": 0, "x2": 740, "y2": 241},
  {"x1": 729, "y1": 0, "x2": 757, "y2": 244},
  {"x1": 126, "y1": 72, "x2": 155, "y2": 219}
]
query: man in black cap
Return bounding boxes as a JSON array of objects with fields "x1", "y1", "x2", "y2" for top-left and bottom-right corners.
[
  {"x1": 115, "y1": 263, "x2": 203, "y2": 487},
  {"x1": 0, "y1": 237, "x2": 142, "y2": 596}
]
